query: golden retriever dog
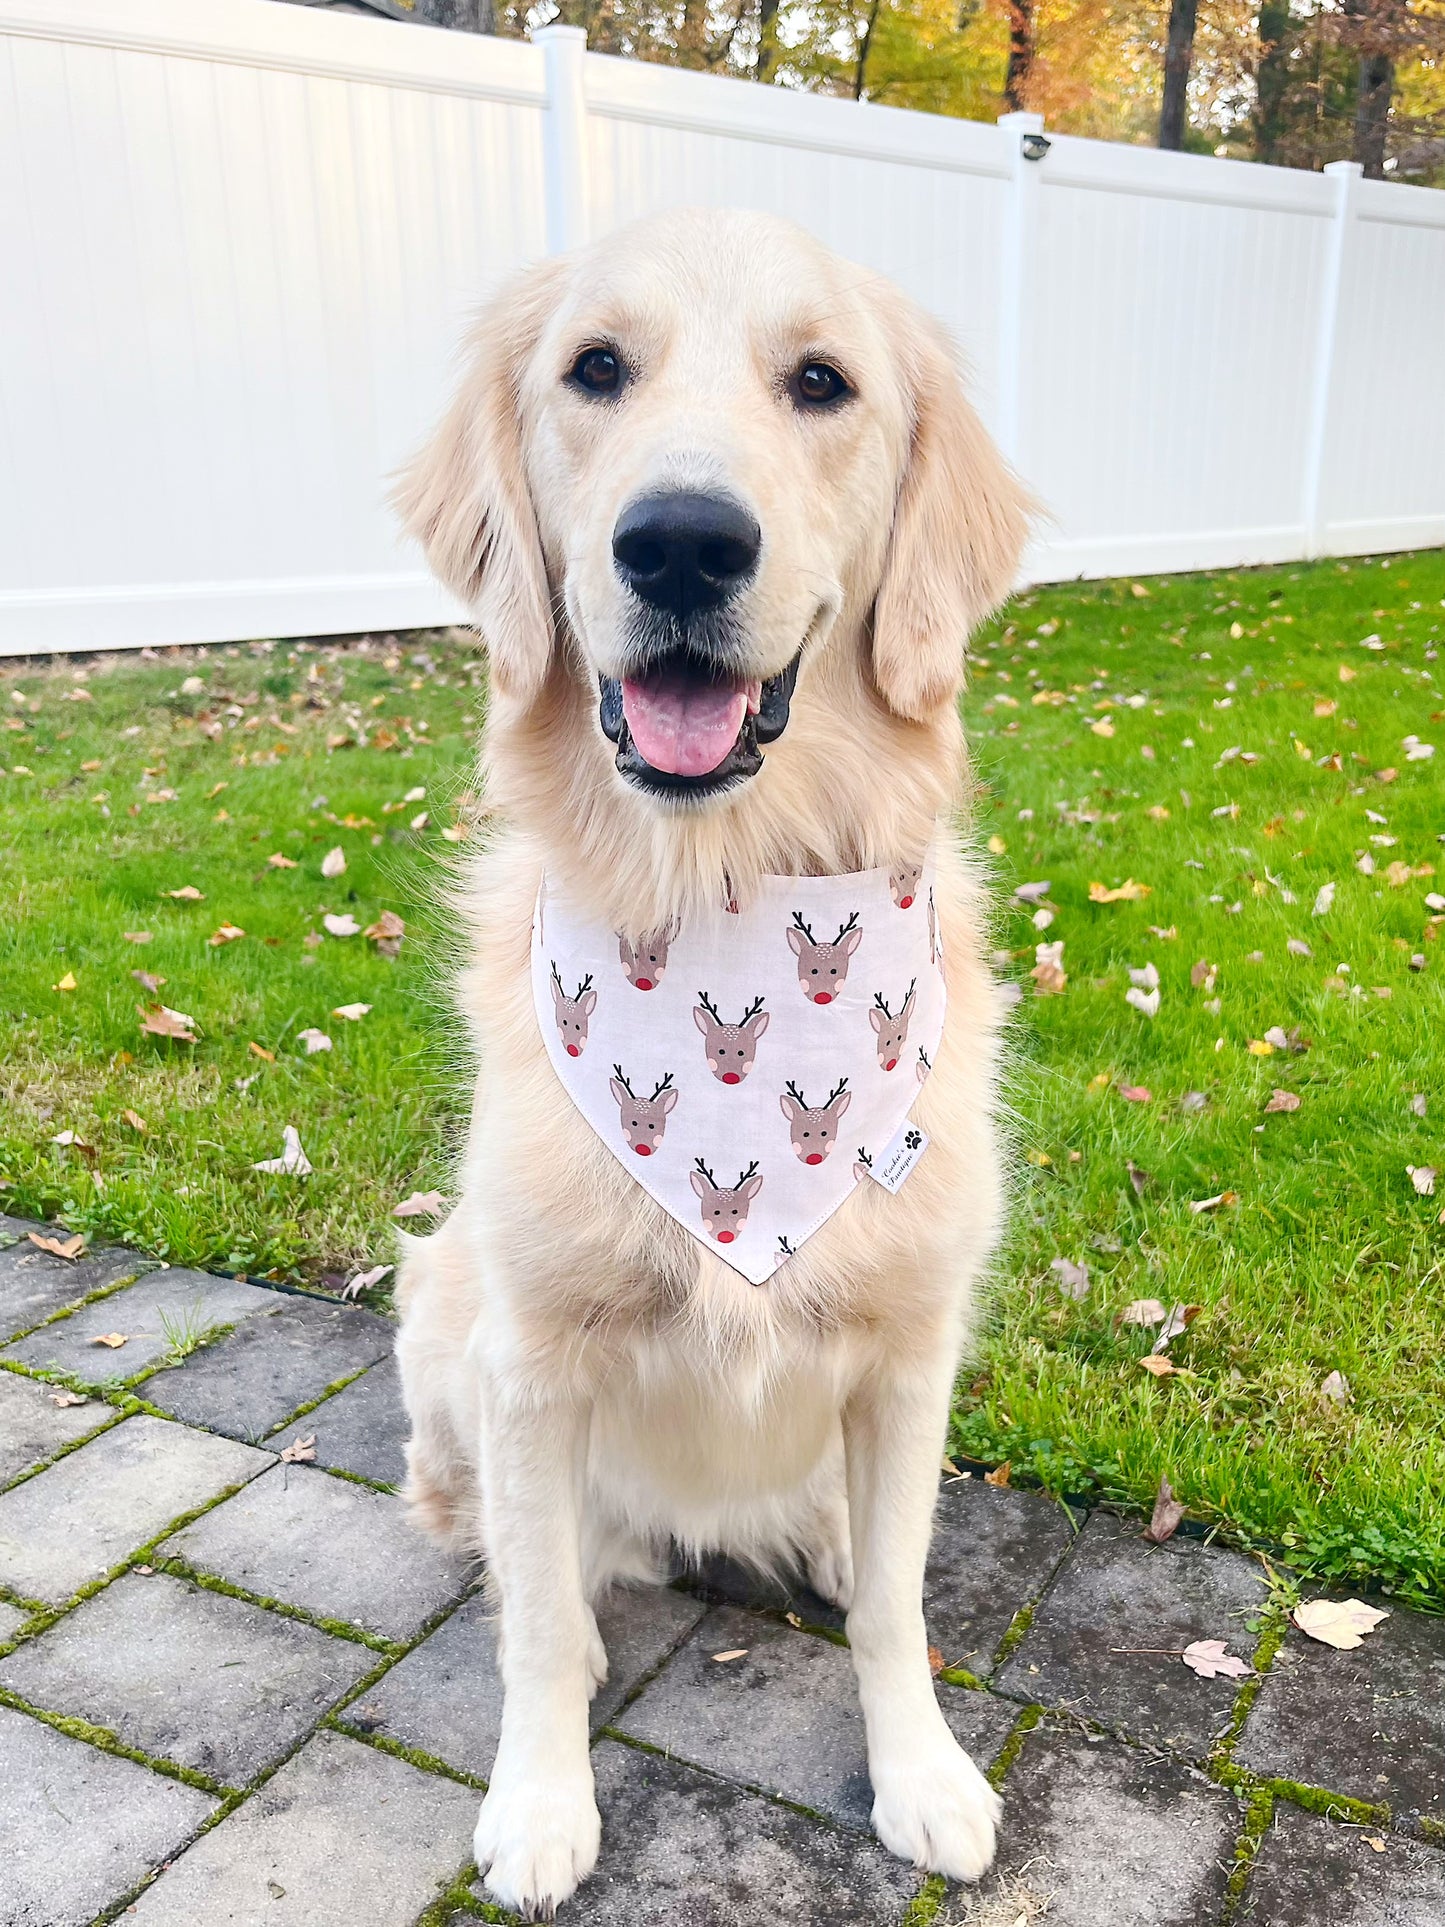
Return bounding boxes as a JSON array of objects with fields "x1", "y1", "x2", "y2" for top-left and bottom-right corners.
[{"x1": 393, "y1": 206, "x2": 1031, "y2": 1920}]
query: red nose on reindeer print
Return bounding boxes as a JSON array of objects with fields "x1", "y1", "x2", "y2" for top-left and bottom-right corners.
[
  {"x1": 618, "y1": 925, "x2": 675, "y2": 991},
  {"x1": 780, "y1": 1078, "x2": 851, "y2": 1164},
  {"x1": 869, "y1": 979, "x2": 916, "y2": 1071},
  {"x1": 786, "y1": 911, "x2": 861, "y2": 1004},
  {"x1": 890, "y1": 864, "x2": 923, "y2": 910},
  {"x1": 550, "y1": 965, "x2": 596, "y2": 1056},
  {"x1": 609, "y1": 1067, "x2": 678, "y2": 1155},
  {"x1": 694, "y1": 993, "x2": 769, "y2": 1084},
  {"x1": 690, "y1": 1159, "x2": 763, "y2": 1242}
]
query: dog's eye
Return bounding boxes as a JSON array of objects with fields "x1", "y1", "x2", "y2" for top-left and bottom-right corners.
[
  {"x1": 569, "y1": 347, "x2": 623, "y2": 397},
  {"x1": 791, "y1": 361, "x2": 850, "y2": 409}
]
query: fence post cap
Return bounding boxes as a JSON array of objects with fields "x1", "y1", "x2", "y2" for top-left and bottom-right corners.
[
  {"x1": 1323, "y1": 160, "x2": 1364, "y2": 179},
  {"x1": 531, "y1": 23, "x2": 588, "y2": 46},
  {"x1": 998, "y1": 110, "x2": 1045, "y2": 133}
]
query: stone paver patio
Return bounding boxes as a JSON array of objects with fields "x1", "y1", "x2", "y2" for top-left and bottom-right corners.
[{"x1": 1, "y1": 1217, "x2": 1439, "y2": 1926}]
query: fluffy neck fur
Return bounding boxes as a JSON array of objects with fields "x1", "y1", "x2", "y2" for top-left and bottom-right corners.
[{"x1": 482, "y1": 610, "x2": 965, "y2": 939}]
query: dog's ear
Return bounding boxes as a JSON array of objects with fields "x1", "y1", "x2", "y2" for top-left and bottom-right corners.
[
  {"x1": 871, "y1": 305, "x2": 1035, "y2": 722},
  {"x1": 393, "y1": 261, "x2": 566, "y2": 706}
]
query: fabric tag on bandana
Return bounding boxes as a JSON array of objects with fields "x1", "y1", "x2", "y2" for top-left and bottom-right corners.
[{"x1": 868, "y1": 1116, "x2": 930, "y2": 1194}]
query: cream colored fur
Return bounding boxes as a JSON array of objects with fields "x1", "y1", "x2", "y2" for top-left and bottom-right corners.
[{"x1": 392, "y1": 207, "x2": 1032, "y2": 1921}]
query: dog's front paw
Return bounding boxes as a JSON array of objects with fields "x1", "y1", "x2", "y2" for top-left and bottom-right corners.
[
  {"x1": 870, "y1": 1735, "x2": 1000, "y2": 1882},
  {"x1": 474, "y1": 1765, "x2": 601, "y2": 1921}
]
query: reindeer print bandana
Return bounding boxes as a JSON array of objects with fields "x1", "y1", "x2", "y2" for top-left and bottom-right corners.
[{"x1": 531, "y1": 854, "x2": 945, "y2": 1285}]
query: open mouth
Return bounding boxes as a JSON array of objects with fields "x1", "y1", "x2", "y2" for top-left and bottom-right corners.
[{"x1": 598, "y1": 649, "x2": 801, "y2": 798}]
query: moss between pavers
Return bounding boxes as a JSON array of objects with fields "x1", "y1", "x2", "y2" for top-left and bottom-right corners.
[
  {"x1": 329, "y1": 1718, "x2": 488, "y2": 1791},
  {"x1": 0, "y1": 1684, "x2": 233, "y2": 1798},
  {"x1": 155, "y1": 1557, "x2": 403, "y2": 1656},
  {"x1": 0, "y1": 1262, "x2": 151, "y2": 1349},
  {"x1": 0, "y1": 1402, "x2": 126, "y2": 1496},
  {"x1": 986, "y1": 1702, "x2": 1043, "y2": 1791},
  {"x1": 1219, "y1": 1783, "x2": 1275, "y2": 1925},
  {"x1": 988, "y1": 1599, "x2": 1035, "y2": 1671}
]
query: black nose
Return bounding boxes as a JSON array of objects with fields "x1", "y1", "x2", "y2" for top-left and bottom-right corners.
[{"x1": 613, "y1": 491, "x2": 761, "y2": 622}]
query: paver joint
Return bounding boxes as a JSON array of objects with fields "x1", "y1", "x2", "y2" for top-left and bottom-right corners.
[{"x1": 0, "y1": 1223, "x2": 1436, "y2": 1926}]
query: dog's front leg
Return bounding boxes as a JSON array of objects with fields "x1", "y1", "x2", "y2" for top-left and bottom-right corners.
[
  {"x1": 843, "y1": 1350, "x2": 1000, "y2": 1882},
  {"x1": 473, "y1": 1377, "x2": 600, "y2": 1921}
]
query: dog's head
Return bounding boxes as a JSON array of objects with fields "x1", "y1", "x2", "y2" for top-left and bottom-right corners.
[{"x1": 398, "y1": 209, "x2": 1031, "y2": 863}]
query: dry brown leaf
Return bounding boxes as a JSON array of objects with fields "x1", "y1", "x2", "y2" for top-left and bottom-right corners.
[
  {"x1": 1089, "y1": 878, "x2": 1152, "y2": 903},
  {"x1": 248, "y1": 1042, "x2": 275, "y2": 1062},
  {"x1": 131, "y1": 969, "x2": 167, "y2": 993},
  {"x1": 392, "y1": 1190, "x2": 445, "y2": 1218},
  {"x1": 711, "y1": 1649, "x2": 748, "y2": 1663},
  {"x1": 279, "y1": 1433, "x2": 317, "y2": 1464},
  {"x1": 27, "y1": 1231, "x2": 86, "y2": 1260},
  {"x1": 91, "y1": 1332, "x2": 128, "y2": 1349},
  {"x1": 1049, "y1": 1256, "x2": 1090, "y2": 1300},
  {"x1": 928, "y1": 1645, "x2": 946, "y2": 1676},
  {"x1": 1190, "y1": 959, "x2": 1218, "y2": 990},
  {"x1": 123, "y1": 930, "x2": 153, "y2": 944},
  {"x1": 365, "y1": 911, "x2": 406, "y2": 942},
  {"x1": 1319, "y1": 1370, "x2": 1351, "y2": 1406},
  {"x1": 1190, "y1": 1191, "x2": 1238, "y2": 1213},
  {"x1": 332, "y1": 1003, "x2": 372, "y2": 1021},
  {"x1": 207, "y1": 923, "x2": 245, "y2": 947},
  {"x1": 1154, "y1": 1304, "x2": 1202, "y2": 1350},
  {"x1": 1407, "y1": 1165, "x2": 1437, "y2": 1196},
  {"x1": 984, "y1": 1461, "x2": 1012, "y2": 1487},
  {"x1": 267, "y1": 852, "x2": 298, "y2": 869},
  {"x1": 138, "y1": 1002, "x2": 198, "y2": 1042},
  {"x1": 1139, "y1": 1355, "x2": 1180, "y2": 1377},
  {"x1": 1181, "y1": 1639, "x2": 1252, "y2": 1680},
  {"x1": 1119, "y1": 1085, "x2": 1153, "y2": 1104},
  {"x1": 121, "y1": 1109, "x2": 147, "y2": 1134},
  {"x1": 1142, "y1": 1475, "x2": 1185, "y2": 1545},
  {"x1": 1292, "y1": 1598, "x2": 1389, "y2": 1650},
  {"x1": 1264, "y1": 1089, "x2": 1301, "y2": 1114},
  {"x1": 1122, "y1": 1298, "x2": 1170, "y2": 1327},
  {"x1": 49, "y1": 1389, "x2": 89, "y2": 1407},
  {"x1": 165, "y1": 885, "x2": 205, "y2": 901}
]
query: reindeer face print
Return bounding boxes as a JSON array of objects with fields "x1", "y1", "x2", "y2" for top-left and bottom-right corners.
[
  {"x1": 690, "y1": 1160, "x2": 763, "y2": 1244},
  {"x1": 780, "y1": 1078, "x2": 851, "y2": 1165},
  {"x1": 609, "y1": 1067, "x2": 678, "y2": 1156},
  {"x1": 550, "y1": 966, "x2": 596, "y2": 1057},
  {"x1": 694, "y1": 994, "x2": 769, "y2": 1084},
  {"x1": 890, "y1": 865, "x2": 923, "y2": 909},
  {"x1": 916, "y1": 1046, "x2": 932, "y2": 1086},
  {"x1": 786, "y1": 912, "x2": 861, "y2": 1005},
  {"x1": 618, "y1": 927, "x2": 673, "y2": 991},
  {"x1": 869, "y1": 979, "x2": 917, "y2": 1071}
]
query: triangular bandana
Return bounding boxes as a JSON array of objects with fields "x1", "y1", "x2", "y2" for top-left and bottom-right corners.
[{"x1": 531, "y1": 854, "x2": 945, "y2": 1284}]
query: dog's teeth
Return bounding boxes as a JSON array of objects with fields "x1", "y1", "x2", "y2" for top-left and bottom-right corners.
[{"x1": 745, "y1": 679, "x2": 762, "y2": 715}]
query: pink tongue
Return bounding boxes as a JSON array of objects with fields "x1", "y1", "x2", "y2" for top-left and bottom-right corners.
[{"x1": 621, "y1": 672, "x2": 748, "y2": 778}]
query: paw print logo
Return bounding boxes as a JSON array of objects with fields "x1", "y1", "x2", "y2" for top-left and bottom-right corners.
[{"x1": 904, "y1": 1129, "x2": 922, "y2": 1151}]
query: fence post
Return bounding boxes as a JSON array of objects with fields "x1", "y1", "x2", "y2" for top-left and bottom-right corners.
[
  {"x1": 995, "y1": 110, "x2": 1045, "y2": 470},
  {"x1": 534, "y1": 23, "x2": 589, "y2": 256},
  {"x1": 1302, "y1": 160, "x2": 1360, "y2": 560}
]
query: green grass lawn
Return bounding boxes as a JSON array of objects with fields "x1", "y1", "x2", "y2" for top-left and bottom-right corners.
[{"x1": 4, "y1": 550, "x2": 1445, "y2": 1608}]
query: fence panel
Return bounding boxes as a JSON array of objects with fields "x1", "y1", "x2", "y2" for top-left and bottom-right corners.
[{"x1": 0, "y1": 0, "x2": 1441, "y2": 654}]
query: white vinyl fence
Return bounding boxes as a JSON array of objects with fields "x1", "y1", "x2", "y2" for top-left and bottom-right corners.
[{"x1": 2, "y1": 0, "x2": 1443, "y2": 655}]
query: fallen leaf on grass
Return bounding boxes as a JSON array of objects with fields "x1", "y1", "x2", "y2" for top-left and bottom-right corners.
[
  {"x1": 321, "y1": 846, "x2": 347, "y2": 878},
  {"x1": 1139, "y1": 1355, "x2": 1181, "y2": 1377},
  {"x1": 165, "y1": 885, "x2": 205, "y2": 901},
  {"x1": 1407, "y1": 1165, "x2": 1437, "y2": 1196},
  {"x1": 50, "y1": 1389, "x2": 89, "y2": 1407},
  {"x1": 1031, "y1": 939, "x2": 1067, "y2": 995},
  {"x1": 1115, "y1": 1295, "x2": 1169, "y2": 1336},
  {"x1": 332, "y1": 1003, "x2": 372, "y2": 1021},
  {"x1": 1119, "y1": 1085, "x2": 1153, "y2": 1104},
  {"x1": 131, "y1": 969, "x2": 167, "y2": 993},
  {"x1": 28, "y1": 1232, "x2": 86, "y2": 1260},
  {"x1": 1089, "y1": 718, "x2": 1115, "y2": 739},
  {"x1": 927, "y1": 1645, "x2": 946, "y2": 1676},
  {"x1": 123, "y1": 931, "x2": 153, "y2": 944},
  {"x1": 1125, "y1": 986, "x2": 1160, "y2": 1018},
  {"x1": 252, "y1": 1126, "x2": 313, "y2": 1176},
  {"x1": 1127, "y1": 1161, "x2": 1152, "y2": 1196},
  {"x1": 1190, "y1": 959, "x2": 1218, "y2": 991},
  {"x1": 393, "y1": 1190, "x2": 445, "y2": 1218},
  {"x1": 1287, "y1": 938, "x2": 1312, "y2": 958},
  {"x1": 1410, "y1": 1094, "x2": 1428, "y2": 1118},
  {"x1": 248, "y1": 1042, "x2": 275, "y2": 1062},
  {"x1": 364, "y1": 911, "x2": 405, "y2": 955},
  {"x1": 711, "y1": 1649, "x2": 749, "y2": 1663},
  {"x1": 121, "y1": 1109, "x2": 147, "y2": 1133},
  {"x1": 1089, "y1": 878, "x2": 1152, "y2": 903},
  {"x1": 1153, "y1": 1304, "x2": 1202, "y2": 1349},
  {"x1": 297, "y1": 1028, "x2": 332, "y2": 1054},
  {"x1": 51, "y1": 970, "x2": 78, "y2": 993},
  {"x1": 1180, "y1": 1091, "x2": 1207, "y2": 1113},
  {"x1": 1014, "y1": 881, "x2": 1052, "y2": 904},
  {"x1": 1190, "y1": 1191, "x2": 1238, "y2": 1213},
  {"x1": 984, "y1": 1462, "x2": 1011, "y2": 1487},
  {"x1": 323, "y1": 913, "x2": 360, "y2": 938},
  {"x1": 1319, "y1": 1370, "x2": 1351, "y2": 1406},
  {"x1": 1292, "y1": 1599, "x2": 1389, "y2": 1650},
  {"x1": 1264, "y1": 1089, "x2": 1301, "y2": 1114},
  {"x1": 91, "y1": 1332, "x2": 128, "y2": 1349},
  {"x1": 279, "y1": 1434, "x2": 317, "y2": 1464},
  {"x1": 1312, "y1": 882, "x2": 1336, "y2": 917},
  {"x1": 1049, "y1": 1256, "x2": 1090, "y2": 1300},
  {"x1": 1143, "y1": 1476, "x2": 1185, "y2": 1545},
  {"x1": 341, "y1": 1263, "x2": 392, "y2": 1300},
  {"x1": 267, "y1": 853, "x2": 298, "y2": 870},
  {"x1": 1146, "y1": 923, "x2": 1177, "y2": 939},
  {"x1": 1182, "y1": 1640, "x2": 1253, "y2": 1680},
  {"x1": 208, "y1": 924, "x2": 245, "y2": 947},
  {"x1": 139, "y1": 1003, "x2": 198, "y2": 1042}
]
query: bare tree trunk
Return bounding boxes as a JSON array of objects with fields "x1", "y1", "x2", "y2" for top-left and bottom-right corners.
[
  {"x1": 1353, "y1": 48, "x2": 1394, "y2": 176},
  {"x1": 1004, "y1": 0, "x2": 1034, "y2": 111},
  {"x1": 854, "y1": 0, "x2": 881, "y2": 98},
  {"x1": 756, "y1": 0, "x2": 779, "y2": 78},
  {"x1": 1158, "y1": 0, "x2": 1199, "y2": 149}
]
